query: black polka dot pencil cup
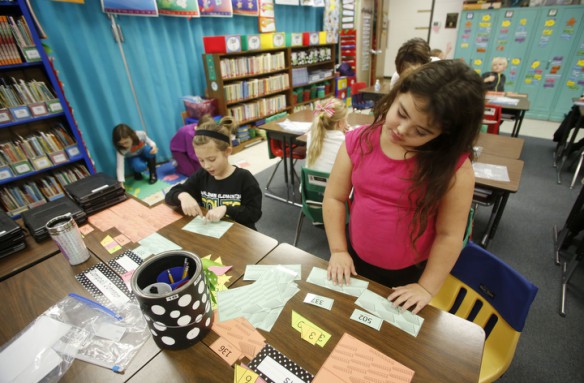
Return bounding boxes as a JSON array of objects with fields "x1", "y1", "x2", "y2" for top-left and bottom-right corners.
[{"x1": 131, "y1": 250, "x2": 214, "y2": 350}]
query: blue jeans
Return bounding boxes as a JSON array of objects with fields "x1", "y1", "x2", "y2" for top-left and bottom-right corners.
[{"x1": 127, "y1": 145, "x2": 155, "y2": 173}]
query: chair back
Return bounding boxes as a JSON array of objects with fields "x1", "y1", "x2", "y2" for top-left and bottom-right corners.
[
  {"x1": 430, "y1": 242, "x2": 538, "y2": 383},
  {"x1": 267, "y1": 136, "x2": 284, "y2": 159},
  {"x1": 483, "y1": 104, "x2": 502, "y2": 134},
  {"x1": 300, "y1": 167, "x2": 330, "y2": 223}
]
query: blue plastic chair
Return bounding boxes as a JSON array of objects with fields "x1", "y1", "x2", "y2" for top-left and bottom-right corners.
[{"x1": 430, "y1": 241, "x2": 538, "y2": 383}]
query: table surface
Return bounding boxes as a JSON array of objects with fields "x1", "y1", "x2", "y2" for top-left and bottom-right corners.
[
  {"x1": 486, "y1": 92, "x2": 530, "y2": 112},
  {"x1": 476, "y1": 133, "x2": 524, "y2": 160},
  {"x1": 0, "y1": 219, "x2": 59, "y2": 282},
  {"x1": 475, "y1": 153, "x2": 524, "y2": 193},
  {"x1": 136, "y1": 243, "x2": 485, "y2": 383},
  {"x1": 359, "y1": 83, "x2": 391, "y2": 95}
]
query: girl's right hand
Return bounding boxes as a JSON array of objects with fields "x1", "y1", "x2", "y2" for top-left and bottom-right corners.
[
  {"x1": 178, "y1": 193, "x2": 203, "y2": 217},
  {"x1": 327, "y1": 251, "x2": 357, "y2": 286}
]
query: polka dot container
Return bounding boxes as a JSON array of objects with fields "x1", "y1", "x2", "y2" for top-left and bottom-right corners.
[{"x1": 130, "y1": 250, "x2": 213, "y2": 350}]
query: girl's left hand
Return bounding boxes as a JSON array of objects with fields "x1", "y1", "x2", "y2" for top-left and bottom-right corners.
[
  {"x1": 205, "y1": 206, "x2": 227, "y2": 222},
  {"x1": 150, "y1": 147, "x2": 158, "y2": 155},
  {"x1": 387, "y1": 283, "x2": 433, "y2": 315}
]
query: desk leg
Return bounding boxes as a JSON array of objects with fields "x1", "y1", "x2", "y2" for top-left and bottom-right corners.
[
  {"x1": 511, "y1": 110, "x2": 525, "y2": 138},
  {"x1": 480, "y1": 192, "x2": 510, "y2": 248},
  {"x1": 557, "y1": 117, "x2": 584, "y2": 184}
]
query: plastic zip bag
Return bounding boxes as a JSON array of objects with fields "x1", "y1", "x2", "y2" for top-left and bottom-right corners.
[{"x1": 45, "y1": 294, "x2": 150, "y2": 373}]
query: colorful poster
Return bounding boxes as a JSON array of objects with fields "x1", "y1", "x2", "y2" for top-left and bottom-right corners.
[
  {"x1": 198, "y1": 0, "x2": 234, "y2": 17},
  {"x1": 258, "y1": 0, "x2": 275, "y2": 32},
  {"x1": 101, "y1": 0, "x2": 159, "y2": 16},
  {"x1": 157, "y1": 0, "x2": 201, "y2": 17},
  {"x1": 232, "y1": 0, "x2": 259, "y2": 16},
  {"x1": 275, "y1": 0, "x2": 299, "y2": 5},
  {"x1": 323, "y1": 0, "x2": 340, "y2": 43}
]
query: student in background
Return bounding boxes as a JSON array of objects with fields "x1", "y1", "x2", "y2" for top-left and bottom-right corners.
[
  {"x1": 170, "y1": 115, "x2": 214, "y2": 177},
  {"x1": 482, "y1": 57, "x2": 507, "y2": 92},
  {"x1": 389, "y1": 37, "x2": 432, "y2": 89},
  {"x1": 113, "y1": 124, "x2": 158, "y2": 184},
  {"x1": 430, "y1": 42, "x2": 452, "y2": 60},
  {"x1": 306, "y1": 98, "x2": 349, "y2": 173},
  {"x1": 323, "y1": 60, "x2": 484, "y2": 314},
  {"x1": 165, "y1": 116, "x2": 262, "y2": 230}
]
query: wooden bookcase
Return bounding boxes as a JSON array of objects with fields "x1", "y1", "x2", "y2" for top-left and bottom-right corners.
[
  {"x1": 0, "y1": 0, "x2": 94, "y2": 218},
  {"x1": 202, "y1": 43, "x2": 337, "y2": 145}
]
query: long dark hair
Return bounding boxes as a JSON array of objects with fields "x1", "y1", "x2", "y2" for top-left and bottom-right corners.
[{"x1": 362, "y1": 60, "x2": 484, "y2": 249}]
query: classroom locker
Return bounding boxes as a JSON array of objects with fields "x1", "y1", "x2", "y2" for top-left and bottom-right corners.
[
  {"x1": 515, "y1": 5, "x2": 584, "y2": 120},
  {"x1": 485, "y1": 7, "x2": 540, "y2": 90},
  {"x1": 549, "y1": 22, "x2": 584, "y2": 121},
  {"x1": 455, "y1": 9, "x2": 500, "y2": 74}
]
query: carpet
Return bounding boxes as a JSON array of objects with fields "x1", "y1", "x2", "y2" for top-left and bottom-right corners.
[{"x1": 124, "y1": 162, "x2": 186, "y2": 205}]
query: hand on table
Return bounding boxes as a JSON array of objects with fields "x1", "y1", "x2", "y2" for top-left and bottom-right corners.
[
  {"x1": 388, "y1": 283, "x2": 433, "y2": 315},
  {"x1": 205, "y1": 206, "x2": 227, "y2": 223},
  {"x1": 178, "y1": 193, "x2": 203, "y2": 217},
  {"x1": 327, "y1": 251, "x2": 357, "y2": 286}
]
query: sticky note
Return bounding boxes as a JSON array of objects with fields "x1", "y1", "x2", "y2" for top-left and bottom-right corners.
[
  {"x1": 114, "y1": 234, "x2": 131, "y2": 246},
  {"x1": 101, "y1": 235, "x2": 122, "y2": 254},
  {"x1": 291, "y1": 311, "x2": 331, "y2": 347},
  {"x1": 234, "y1": 364, "x2": 259, "y2": 383}
]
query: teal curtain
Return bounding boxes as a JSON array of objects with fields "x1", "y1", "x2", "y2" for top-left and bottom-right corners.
[{"x1": 31, "y1": 2, "x2": 324, "y2": 177}]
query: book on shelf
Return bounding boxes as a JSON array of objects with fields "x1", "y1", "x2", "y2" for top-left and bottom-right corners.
[{"x1": 0, "y1": 16, "x2": 22, "y2": 66}]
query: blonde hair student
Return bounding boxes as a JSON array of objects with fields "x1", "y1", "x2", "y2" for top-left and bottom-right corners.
[
  {"x1": 323, "y1": 60, "x2": 484, "y2": 314},
  {"x1": 306, "y1": 98, "x2": 349, "y2": 173},
  {"x1": 165, "y1": 116, "x2": 262, "y2": 230},
  {"x1": 112, "y1": 123, "x2": 158, "y2": 184},
  {"x1": 482, "y1": 57, "x2": 508, "y2": 92}
]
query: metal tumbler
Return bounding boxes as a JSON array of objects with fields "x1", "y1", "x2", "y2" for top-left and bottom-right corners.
[{"x1": 46, "y1": 213, "x2": 90, "y2": 266}]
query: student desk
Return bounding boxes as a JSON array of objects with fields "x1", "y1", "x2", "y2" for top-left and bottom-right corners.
[
  {"x1": 0, "y1": 220, "x2": 58, "y2": 282},
  {"x1": 132, "y1": 243, "x2": 484, "y2": 382},
  {"x1": 475, "y1": 132, "x2": 524, "y2": 159},
  {"x1": 80, "y1": 202, "x2": 278, "y2": 274},
  {"x1": 485, "y1": 92, "x2": 530, "y2": 138},
  {"x1": 260, "y1": 111, "x2": 373, "y2": 206},
  {"x1": 358, "y1": 83, "x2": 391, "y2": 102},
  {"x1": 0, "y1": 253, "x2": 162, "y2": 383},
  {"x1": 474, "y1": 153, "x2": 524, "y2": 248}
]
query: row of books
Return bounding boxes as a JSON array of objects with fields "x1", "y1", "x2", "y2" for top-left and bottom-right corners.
[
  {"x1": 228, "y1": 94, "x2": 287, "y2": 123},
  {"x1": 0, "y1": 164, "x2": 90, "y2": 217},
  {"x1": 219, "y1": 52, "x2": 286, "y2": 79},
  {"x1": 0, "y1": 77, "x2": 56, "y2": 109},
  {"x1": 0, "y1": 125, "x2": 80, "y2": 178},
  {"x1": 0, "y1": 14, "x2": 39, "y2": 66},
  {"x1": 223, "y1": 74, "x2": 290, "y2": 103},
  {"x1": 236, "y1": 124, "x2": 252, "y2": 142}
]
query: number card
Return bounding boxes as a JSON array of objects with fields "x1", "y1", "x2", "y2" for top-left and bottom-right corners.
[
  {"x1": 248, "y1": 344, "x2": 314, "y2": 383},
  {"x1": 350, "y1": 309, "x2": 383, "y2": 331},
  {"x1": 234, "y1": 364, "x2": 260, "y2": 383},
  {"x1": 291, "y1": 311, "x2": 331, "y2": 347},
  {"x1": 303, "y1": 293, "x2": 333, "y2": 310},
  {"x1": 211, "y1": 337, "x2": 242, "y2": 366}
]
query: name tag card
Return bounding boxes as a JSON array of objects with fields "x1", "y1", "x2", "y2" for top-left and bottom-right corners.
[
  {"x1": 303, "y1": 293, "x2": 333, "y2": 310},
  {"x1": 350, "y1": 309, "x2": 383, "y2": 331}
]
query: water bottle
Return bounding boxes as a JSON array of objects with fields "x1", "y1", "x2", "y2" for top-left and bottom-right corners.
[{"x1": 374, "y1": 79, "x2": 381, "y2": 91}]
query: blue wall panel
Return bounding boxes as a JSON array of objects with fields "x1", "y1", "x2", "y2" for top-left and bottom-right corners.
[{"x1": 32, "y1": 2, "x2": 324, "y2": 176}]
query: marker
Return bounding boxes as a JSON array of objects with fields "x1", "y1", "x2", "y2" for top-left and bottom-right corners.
[
  {"x1": 68, "y1": 293, "x2": 123, "y2": 321},
  {"x1": 167, "y1": 269, "x2": 175, "y2": 284}
]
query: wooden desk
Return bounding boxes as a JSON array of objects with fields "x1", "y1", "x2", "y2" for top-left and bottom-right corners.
[
  {"x1": 81, "y1": 204, "x2": 278, "y2": 280},
  {"x1": 0, "y1": 253, "x2": 161, "y2": 383},
  {"x1": 476, "y1": 132, "x2": 524, "y2": 160},
  {"x1": 358, "y1": 83, "x2": 391, "y2": 101},
  {"x1": 474, "y1": 154, "x2": 524, "y2": 247},
  {"x1": 0, "y1": 220, "x2": 59, "y2": 282},
  {"x1": 135, "y1": 243, "x2": 484, "y2": 382},
  {"x1": 485, "y1": 92, "x2": 530, "y2": 137}
]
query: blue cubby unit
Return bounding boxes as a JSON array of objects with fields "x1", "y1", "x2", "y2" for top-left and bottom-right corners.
[{"x1": 0, "y1": 0, "x2": 95, "y2": 218}]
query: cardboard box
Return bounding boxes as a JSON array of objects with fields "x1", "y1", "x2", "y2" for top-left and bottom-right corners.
[
  {"x1": 48, "y1": 151, "x2": 68, "y2": 165},
  {"x1": 225, "y1": 35, "x2": 242, "y2": 53},
  {"x1": 9, "y1": 105, "x2": 31, "y2": 120},
  {"x1": 289, "y1": 33, "x2": 303, "y2": 47},
  {"x1": 31, "y1": 155, "x2": 51, "y2": 171},
  {"x1": 319, "y1": 31, "x2": 327, "y2": 45},
  {"x1": 260, "y1": 33, "x2": 275, "y2": 49},
  {"x1": 0, "y1": 108, "x2": 12, "y2": 124},
  {"x1": 0, "y1": 165, "x2": 14, "y2": 181},
  {"x1": 46, "y1": 99, "x2": 63, "y2": 114},
  {"x1": 65, "y1": 144, "x2": 81, "y2": 160},
  {"x1": 11, "y1": 160, "x2": 33, "y2": 175},
  {"x1": 303, "y1": 32, "x2": 320, "y2": 46},
  {"x1": 29, "y1": 102, "x2": 49, "y2": 117}
]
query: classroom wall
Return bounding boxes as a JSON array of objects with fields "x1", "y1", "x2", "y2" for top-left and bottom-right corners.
[{"x1": 31, "y1": 2, "x2": 324, "y2": 177}]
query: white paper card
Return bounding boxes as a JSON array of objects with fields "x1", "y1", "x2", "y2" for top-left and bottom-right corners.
[
  {"x1": 95, "y1": 323, "x2": 126, "y2": 342},
  {"x1": 303, "y1": 293, "x2": 334, "y2": 310},
  {"x1": 244, "y1": 264, "x2": 301, "y2": 280},
  {"x1": 350, "y1": 308, "x2": 383, "y2": 331}
]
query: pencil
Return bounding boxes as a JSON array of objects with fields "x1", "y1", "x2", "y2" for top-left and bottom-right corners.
[
  {"x1": 167, "y1": 269, "x2": 175, "y2": 284},
  {"x1": 181, "y1": 258, "x2": 189, "y2": 280}
]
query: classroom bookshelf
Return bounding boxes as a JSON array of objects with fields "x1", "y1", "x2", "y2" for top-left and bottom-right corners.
[
  {"x1": 0, "y1": 0, "x2": 94, "y2": 218},
  {"x1": 202, "y1": 43, "x2": 337, "y2": 151}
]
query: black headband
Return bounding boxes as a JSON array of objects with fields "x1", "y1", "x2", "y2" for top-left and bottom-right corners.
[{"x1": 195, "y1": 129, "x2": 230, "y2": 144}]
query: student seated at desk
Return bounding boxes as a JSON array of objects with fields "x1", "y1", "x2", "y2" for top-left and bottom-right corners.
[
  {"x1": 306, "y1": 98, "x2": 349, "y2": 173},
  {"x1": 389, "y1": 38, "x2": 434, "y2": 90},
  {"x1": 165, "y1": 116, "x2": 262, "y2": 230},
  {"x1": 324, "y1": 60, "x2": 484, "y2": 314}
]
